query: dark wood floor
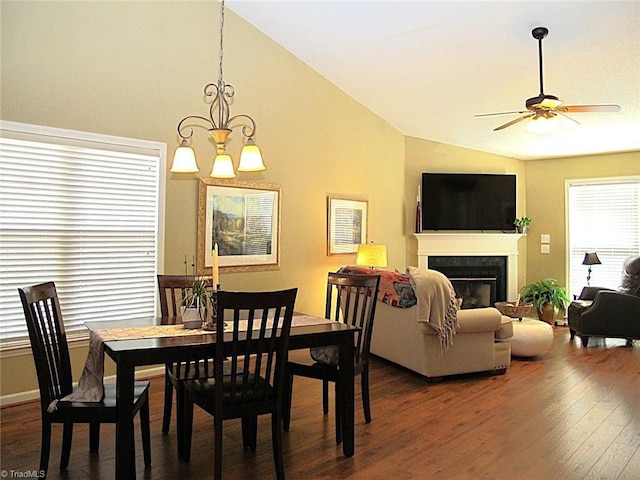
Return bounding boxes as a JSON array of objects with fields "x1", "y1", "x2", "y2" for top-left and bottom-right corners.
[{"x1": 2, "y1": 327, "x2": 639, "y2": 480}]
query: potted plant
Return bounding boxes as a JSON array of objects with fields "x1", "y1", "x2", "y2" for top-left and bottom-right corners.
[
  {"x1": 514, "y1": 216, "x2": 532, "y2": 234},
  {"x1": 180, "y1": 277, "x2": 211, "y2": 329},
  {"x1": 519, "y1": 278, "x2": 570, "y2": 324}
]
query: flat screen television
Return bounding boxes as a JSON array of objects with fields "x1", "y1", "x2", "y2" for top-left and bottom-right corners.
[{"x1": 421, "y1": 173, "x2": 516, "y2": 231}]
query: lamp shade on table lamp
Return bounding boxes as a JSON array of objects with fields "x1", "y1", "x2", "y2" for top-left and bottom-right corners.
[{"x1": 355, "y1": 244, "x2": 388, "y2": 268}]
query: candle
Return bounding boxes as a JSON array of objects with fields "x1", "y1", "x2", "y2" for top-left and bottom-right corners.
[
  {"x1": 417, "y1": 184, "x2": 421, "y2": 204},
  {"x1": 212, "y1": 243, "x2": 220, "y2": 288}
]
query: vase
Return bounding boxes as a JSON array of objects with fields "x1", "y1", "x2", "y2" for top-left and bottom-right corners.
[
  {"x1": 537, "y1": 302, "x2": 560, "y2": 324},
  {"x1": 180, "y1": 306, "x2": 202, "y2": 329}
]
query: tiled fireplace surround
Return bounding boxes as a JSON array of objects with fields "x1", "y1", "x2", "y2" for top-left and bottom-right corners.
[{"x1": 415, "y1": 233, "x2": 523, "y2": 308}]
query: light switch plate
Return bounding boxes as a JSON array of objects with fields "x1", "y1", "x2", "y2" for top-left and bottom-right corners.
[
  {"x1": 541, "y1": 234, "x2": 551, "y2": 244},
  {"x1": 541, "y1": 244, "x2": 550, "y2": 254}
]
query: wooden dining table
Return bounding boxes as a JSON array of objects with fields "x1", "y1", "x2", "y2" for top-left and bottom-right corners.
[{"x1": 84, "y1": 315, "x2": 359, "y2": 480}]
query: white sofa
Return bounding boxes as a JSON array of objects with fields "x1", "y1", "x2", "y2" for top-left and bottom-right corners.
[
  {"x1": 339, "y1": 266, "x2": 513, "y2": 380},
  {"x1": 371, "y1": 302, "x2": 512, "y2": 380}
]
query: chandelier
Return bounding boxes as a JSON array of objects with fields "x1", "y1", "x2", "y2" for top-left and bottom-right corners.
[{"x1": 170, "y1": 0, "x2": 265, "y2": 178}]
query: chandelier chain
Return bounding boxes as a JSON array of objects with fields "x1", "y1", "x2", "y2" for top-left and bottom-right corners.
[{"x1": 218, "y1": 0, "x2": 225, "y2": 84}]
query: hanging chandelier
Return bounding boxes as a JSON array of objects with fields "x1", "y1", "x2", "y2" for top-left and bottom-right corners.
[{"x1": 170, "y1": 0, "x2": 265, "y2": 178}]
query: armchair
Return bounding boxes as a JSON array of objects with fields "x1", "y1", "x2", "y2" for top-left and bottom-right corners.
[{"x1": 568, "y1": 256, "x2": 640, "y2": 347}]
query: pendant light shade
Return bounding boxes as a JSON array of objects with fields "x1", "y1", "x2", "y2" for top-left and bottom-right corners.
[
  {"x1": 210, "y1": 154, "x2": 236, "y2": 178},
  {"x1": 170, "y1": 141, "x2": 199, "y2": 173},
  {"x1": 238, "y1": 138, "x2": 265, "y2": 172}
]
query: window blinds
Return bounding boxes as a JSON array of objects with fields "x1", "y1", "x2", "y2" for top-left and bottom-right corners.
[
  {"x1": 0, "y1": 122, "x2": 164, "y2": 348},
  {"x1": 567, "y1": 177, "x2": 640, "y2": 298}
]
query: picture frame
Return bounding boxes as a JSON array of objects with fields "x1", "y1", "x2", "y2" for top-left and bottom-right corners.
[
  {"x1": 197, "y1": 178, "x2": 281, "y2": 274},
  {"x1": 327, "y1": 195, "x2": 368, "y2": 255}
]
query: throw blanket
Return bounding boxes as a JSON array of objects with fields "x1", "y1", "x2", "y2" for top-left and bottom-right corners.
[
  {"x1": 48, "y1": 331, "x2": 105, "y2": 412},
  {"x1": 407, "y1": 266, "x2": 459, "y2": 354}
]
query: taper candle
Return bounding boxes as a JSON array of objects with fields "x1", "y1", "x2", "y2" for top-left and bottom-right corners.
[{"x1": 212, "y1": 243, "x2": 220, "y2": 287}]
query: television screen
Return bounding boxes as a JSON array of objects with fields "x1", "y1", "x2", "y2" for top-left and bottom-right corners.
[{"x1": 421, "y1": 173, "x2": 516, "y2": 231}]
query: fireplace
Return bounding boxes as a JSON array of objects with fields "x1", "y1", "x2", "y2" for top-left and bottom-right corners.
[
  {"x1": 414, "y1": 232, "x2": 523, "y2": 302},
  {"x1": 428, "y1": 256, "x2": 507, "y2": 309}
]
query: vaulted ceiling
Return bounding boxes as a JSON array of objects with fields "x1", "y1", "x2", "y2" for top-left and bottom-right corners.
[{"x1": 228, "y1": 1, "x2": 640, "y2": 160}]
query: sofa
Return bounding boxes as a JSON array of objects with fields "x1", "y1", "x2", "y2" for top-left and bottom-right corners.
[
  {"x1": 340, "y1": 266, "x2": 513, "y2": 380},
  {"x1": 567, "y1": 256, "x2": 640, "y2": 347}
]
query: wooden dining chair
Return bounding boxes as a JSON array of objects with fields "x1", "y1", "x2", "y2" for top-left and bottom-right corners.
[
  {"x1": 157, "y1": 274, "x2": 215, "y2": 435},
  {"x1": 18, "y1": 281, "x2": 151, "y2": 477},
  {"x1": 180, "y1": 288, "x2": 298, "y2": 480},
  {"x1": 282, "y1": 272, "x2": 380, "y2": 444}
]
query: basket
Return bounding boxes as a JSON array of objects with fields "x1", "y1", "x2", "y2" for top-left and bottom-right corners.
[{"x1": 494, "y1": 301, "x2": 533, "y2": 318}]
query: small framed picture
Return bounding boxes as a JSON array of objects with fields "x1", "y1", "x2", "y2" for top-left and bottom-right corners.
[
  {"x1": 327, "y1": 195, "x2": 368, "y2": 255},
  {"x1": 198, "y1": 178, "x2": 281, "y2": 274}
]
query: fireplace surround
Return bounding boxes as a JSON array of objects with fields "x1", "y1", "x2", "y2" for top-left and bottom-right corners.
[{"x1": 414, "y1": 232, "x2": 523, "y2": 302}]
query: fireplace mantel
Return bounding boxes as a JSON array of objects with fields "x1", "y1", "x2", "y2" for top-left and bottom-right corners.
[{"x1": 414, "y1": 232, "x2": 524, "y2": 300}]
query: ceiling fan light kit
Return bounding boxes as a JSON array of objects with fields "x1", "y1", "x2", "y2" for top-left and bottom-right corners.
[{"x1": 476, "y1": 26, "x2": 620, "y2": 133}]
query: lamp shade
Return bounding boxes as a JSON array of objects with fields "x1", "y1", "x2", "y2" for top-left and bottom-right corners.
[
  {"x1": 170, "y1": 142, "x2": 199, "y2": 173},
  {"x1": 582, "y1": 252, "x2": 602, "y2": 266},
  {"x1": 210, "y1": 154, "x2": 236, "y2": 178},
  {"x1": 237, "y1": 139, "x2": 266, "y2": 172},
  {"x1": 355, "y1": 244, "x2": 387, "y2": 268}
]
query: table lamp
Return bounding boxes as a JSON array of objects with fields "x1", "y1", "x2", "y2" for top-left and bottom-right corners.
[
  {"x1": 355, "y1": 243, "x2": 388, "y2": 269},
  {"x1": 582, "y1": 252, "x2": 601, "y2": 285}
]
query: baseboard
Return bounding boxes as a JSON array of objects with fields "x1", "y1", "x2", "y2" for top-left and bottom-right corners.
[{"x1": 0, "y1": 366, "x2": 165, "y2": 408}]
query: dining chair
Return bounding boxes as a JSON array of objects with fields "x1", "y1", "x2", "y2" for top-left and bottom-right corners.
[
  {"x1": 282, "y1": 272, "x2": 380, "y2": 444},
  {"x1": 180, "y1": 288, "x2": 298, "y2": 480},
  {"x1": 157, "y1": 274, "x2": 216, "y2": 435},
  {"x1": 18, "y1": 281, "x2": 151, "y2": 477}
]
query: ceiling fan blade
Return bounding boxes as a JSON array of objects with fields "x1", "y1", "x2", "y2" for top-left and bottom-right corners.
[
  {"x1": 493, "y1": 113, "x2": 535, "y2": 131},
  {"x1": 558, "y1": 104, "x2": 621, "y2": 113},
  {"x1": 475, "y1": 110, "x2": 529, "y2": 118},
  {"x1": 556, "y1": 111, "x2": 580, "y2": 125}
]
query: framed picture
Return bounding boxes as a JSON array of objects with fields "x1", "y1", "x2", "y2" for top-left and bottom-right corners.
[
  {"x1": 197, "y1": 178, "x2": 281, "y2": 274},
  {"x1": 327, "y1": 195, "x2": 368, "y2": 255}
]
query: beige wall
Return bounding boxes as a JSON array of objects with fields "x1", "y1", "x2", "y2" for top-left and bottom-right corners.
[
  {"x1": 523, "y1": 151, "x2": 640, "y2": 285},
  {"x1": 1, "y1": 1, "x2": 406, "y2": 398}
]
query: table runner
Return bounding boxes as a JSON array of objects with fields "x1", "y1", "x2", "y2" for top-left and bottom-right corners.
[{"x1": 48, "y1": 315, "x2": 331, "y2": 411}]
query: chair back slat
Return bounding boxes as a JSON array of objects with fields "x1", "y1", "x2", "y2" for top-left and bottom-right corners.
[
  {"x1": 215, "y1": 289, "x2": 297, "y2": 414},
  {"x1": 326, "y1": 272, "x2": 380, "y2": 369},
  {"x1": 18, "y1": 282, "x2": 73, "y2": 409}
]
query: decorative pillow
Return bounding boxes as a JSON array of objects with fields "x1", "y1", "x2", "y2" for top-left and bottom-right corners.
[
  {"x1": 338, "y1": 265, "x2": 417, "y2": 308},
  {"x1": 310, "y1": 345, "x2": 339, "y2": 366}
]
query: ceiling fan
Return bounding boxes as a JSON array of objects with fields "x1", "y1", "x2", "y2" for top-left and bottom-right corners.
[{"x1": 476, "y1": 26, "x2": 620, "y2": 132}]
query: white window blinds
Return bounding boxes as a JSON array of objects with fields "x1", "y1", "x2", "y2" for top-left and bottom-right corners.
[
  {"x1": 567, "y1": 177, "x2": 640, "y2": 298},
  {"x1": 0, "y1": 121, "x2": 165, "y2": 348}
]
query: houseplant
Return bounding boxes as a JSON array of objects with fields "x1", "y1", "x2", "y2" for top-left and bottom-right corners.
[
  {"x1": 180, "y1": 277, "x2": 211, "y2": 329},
  {"x1": 519, "y1": 278, "x2": 570, "y2": 324},
  {"x1": 513, "y1": 216, "x2": 531, "y2": 234}
]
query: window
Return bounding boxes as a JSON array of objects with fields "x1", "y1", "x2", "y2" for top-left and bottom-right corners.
[
  {"x1": 567, "y1": 177, "x2": 640, "y2": 298},
  {"x1": 0, "y1": 121, "x2": 165, "y2": 349}
]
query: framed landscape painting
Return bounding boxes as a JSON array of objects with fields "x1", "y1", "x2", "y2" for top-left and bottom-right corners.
[
  {"x1": 327, "y1": 195, "x2": 368, "y2": 255},
  {"x1": 197, "y1": 179, "x2": 281, "y2": 274}
]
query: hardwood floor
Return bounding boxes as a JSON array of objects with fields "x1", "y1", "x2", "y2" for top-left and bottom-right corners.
[{"x1": 2, "y1": 327, "x2": 639, "y2": 479}]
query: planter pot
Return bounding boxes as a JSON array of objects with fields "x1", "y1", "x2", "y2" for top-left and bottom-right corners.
[
  {"x1": 180, "y1": 306, "x2": 202, "y2": 329},
  {"x1": 537, "y1": 302, "x2": 561, "y2": 325},
  {"x1": 515, "y1": 226, "x2": 527, "y2": 234}
]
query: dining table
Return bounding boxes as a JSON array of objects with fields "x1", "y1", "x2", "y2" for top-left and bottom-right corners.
[{"x1": 84, "y1": 315, "x2": 359, "y2": 480}]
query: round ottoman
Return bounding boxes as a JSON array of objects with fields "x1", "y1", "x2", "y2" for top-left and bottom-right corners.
[{"x1": 510, "y1": 319, "x2": 554, "y2": 357}]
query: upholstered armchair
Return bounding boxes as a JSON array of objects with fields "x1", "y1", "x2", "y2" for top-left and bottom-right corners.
[{"x1": 568, "y1": 256, "x2": 640, "y2": 347}]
